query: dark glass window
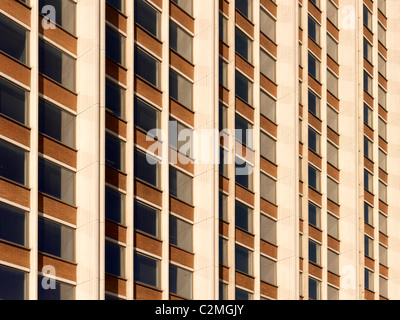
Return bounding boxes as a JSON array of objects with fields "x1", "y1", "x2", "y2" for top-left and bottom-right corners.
[
  {"x1": 0, "y1": 265, "x2": 26, "y2": 300},
  {"x1": 235, "y1": 113, "x2": 253, "y2": 148},
  {"x1": 105, "y1": 241, "x2": 124, "y2": 277},
  {"x1": 235, "y1": 157, "x2": 253, "y2": 191},
  {"x1": 309, "y1": 277, "x2": 319, "y2": 300},
  {"x1": 0, "y1": 14, "x2": 27, "y2": 63},
  {"x1": 106, "y1": 134, "x2": 124, "y2": 171},
  {"x1": 0, "y1": 139, "x2": 26, "y2": 186},
  {"x1": 308, "y1": 202, "x2": 320, "y2": 228},
  {"x1": 0, "y1": 202, "x2": 26, "y2": 246},
  {"x1": 134, "y1": 201, "x2": 159, "y2": 238},
  {"x1": 106, "y1": 26, "x2": 125, "y2": 66},
  {"x1": 169, "y1": 264, "x2": 192, "y2": 299},
  {"x1": 308, "y1": 90, "x2": 320, "y2": 118},
  {"x1": 169, "y1": 69, "x2": 193, "y2": 110},
  {"x1": 106, "y1": 79, "x2": 125, "y2": 119},
  {"x1": 235, "y1": 28, "x2": 252, "y2": 63},
  {"x1": 235, "y1": 71, "x2": 252, "y2": 105},
  {"x1": 169, "y1": 215, "x2": 192, "y2": 252},
  {"x1": 308, "y1": 15, "x2": 319, "y2": 44},
  {"x1": 105, "y1": 188, "x2": 124, "y2": 224},
  {"x1": 38, "y1": 277, "x2": 75, "y2": 300},
  {"x1": 134, "y1": 98, "x2": 160, "y2": 133},
  {"x1": 134, "y1": 149, "x2": 159, "y2": 187},
  {"x1": 107, "y1": 0, "x2": 125, "y2": 12},
  {"x1": 308, "y1": 127, "x2": 320, "y2": 155},
  {"x1": 308, "y1": 165, "x2": 320, "y2": 191},
  {"x1": 171, "y1": 0, "x2": 193, "y2": 16},
  {"x1": 170, "y1": 20, "x2": 192, "y2": 62},
  {"x1": 134, "y1": 253, "x2": 160, "y2": 288},
  {"x1": 309, "y1": 240, "x2": 320, "y2": 265},
  {"x1": 169, "y1": 166, "x2": 193, "y2": 205},
  {"x1": 235, "y1": 0, "x2": 252, "y2": 20},
  {"x1": 235, "y1": 244, "x2": 252, "y2": 275},
  {"x1": 39, "y1": 0, "x2": 76, "y2": 35},
  {"x1": 235, "y1": 201, "x2": 253, "y2": 233},
  {"x1": 135, "y1": 47, "x2": 159, "y2": 88},
  {"x1": 135, "y1": 0, "x2": 159, "y2": 38},
  {"x1": 0, "y1": 78, "x2": 27, "y2": 125},
  {"x1": 235, "y1": 287, "x2": 251, "y2": 300}
]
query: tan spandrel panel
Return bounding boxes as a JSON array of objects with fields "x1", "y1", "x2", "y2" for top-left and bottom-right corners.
[
  {"x1": 134, "y1": 179, "x2": 163, "y2": 208},
  {"x1": 170, "y1": 1, "x2": 194, "y2": 33},
  {"x1": 105, "y1": 220, "x2": 127, "y2": 244},
  {"x1": 299, "y1": 220, "x2": 303, "y2": 233},
  {"x1": 378, "y1": 10, "x2": 387, "y2": 28},
  {"x1": 235, "y1": 54, "x2": 254, "y2": 80},
  {"x1": 261, "y1": 282, "x2": 278, "y2": 299},
  {"x1": 235, "y1": 228, "x2": 254, "y2": 249},
  {"x1": 0, "y1": 115, "x2": 30, "y2": 147},
  {"x1": 134, "y1": 232, "x2": 162, "y2": 257},
  {"x1": 169, "y1": 294, "x2": 185, "y2": 300},
  {"x1": 327, "y1": 199, "x2": 340, "y2": 217},
  {"x1": 106, "y1": 113, "x2": 127, "y2": 139},
  {"x1": 169, "y1": 246, "x2": 194, "y2": 269},
  {"x1": 299, "y1": 142, "x2": 303, "y2": 156},
  {"x1": 219, "y1": 265, "x2": 229, "y2": 282},
  {"x1": 327, "y1": 236, "x2": 340, "y2": 252},
  {"x1": 378, "y1": 73, "x2": 388, "y2": 90},
  {"x1": 260, "y1": 157, "x2": 277, "y2": 179},
  {"x1": 364, "y1": 190, "x2": 374, "y2": 207},
  {"x1": 260, "y1": 74, "x2": 277, "y2": 98},
  {"x1": 39, "y1": 17, "x2": 77, "y2": 55},
  {"x1": 170, "y1": 50, "x2": 194, "y2": 80},
  {"x1": 299, "y1": 181, "x2": 303, "y2": 194},
  {"x1": 260, "y1": 240, "x2": 277, "y2": 259},
  {"x1": 0, "y1": 179, "x2": 29, "y2": 208},
  {"x1": 134, "y1": 129, "x2": 162, "y2": 158},
  {"x1": 378, "y1": 106, "x2": 388, "y2": 121},
  {"x1": 235, "y1": 271, "x2": 254, "y2": 291},
  {"x1": 299, "y1": 28, "x2": 303, "y2": 42},
  {"x1": 235, "y1": 11, "x2": 254, "y2": 38},
  {"x1": 236, "y1": 96, "x2": 254, "y2": 122},
  {"x1": 363, "y1": 91, "x2": 374, "y2": 109},
  {"x1": 0, "y1": 0, "x2": 31, "y2": 27},
  {"x1": 235, "y1": 141, "x2": 255, "y2": 165},
  {"x1": 308, "y1": 262, "x2": 322, "y2": 279},
  {"x1": 38, "y1": 254, "x2": 76, "y2": 282},
  {"x1": 378, "y1": 42, "x2": 387, "y2": 59},
  {"x1": 105, "y1": 166, "x2": 127, "y2": 191},
  {"x1": 260, "y1": 198, "x2": 277, "y2": 219},
  {"x1": 134, "y1": 283, "x2": 162, "y2": 300},
  {"x1": 135, "y1": 78, "x2": 163, "y2": 108},
  {"x1": 299, "y1": 258, "x2": 303, "y2": 271},
  {"x1": 309, "y1": 225, "x2": 322, "y2": 243},
  {"x1": 308, "y1": 0, "x2": 321, "y2": 23},
  {"x1": 0, "y1": 241, "x2": 30, "y2": 269},
  {"x1": 39, "y1": 75, "x2": 77, "y2": 112},
  {"x1": 364, "y1": 58, "x2": 374, "y2": 76},
  {"x1": 105, "y1": 273, "x2": 127, "y2": 295},
  {"x1": 170, "y1": 99, "x2": 194, "y2": 127},
  {"x1": 379, "y1": 137, "x2": 388, "y2": 153},
  {"x1": 38, "y1": 193, "x2": 77, "y2": 225},
  {"x1": 327, "y1": 272, "x2": 340, "y2": 287},
  {"x1": 106, "y1": 58, "x2": 127, "y2": 86},
  {"x1": 235, "y1": 184, "x2": 255, "y2": 207},
  {"x1": 0, "y1": 52, "x2": 30, "y2": 88},
  {"x1": 260, "y1": 34, "x2": 277, "y2": 56},
  {"x1": 299, "y1": 66, "x2": 303, "y2": 80},
  {"x1": 169, "y1": 196, "x2": 194, "y2": 221},
  {"x1": 106, "y1": 3, "x2": 127, "y2": 33},
  {"x1": 39, "y1": 135, "x2": 77, "y2": 168},
  {"x1": 364, "y1": 0, "x2": 373, "y2": 11}
]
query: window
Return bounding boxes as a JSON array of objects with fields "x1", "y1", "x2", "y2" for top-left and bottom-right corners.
[
  {"x1": 327, "y1": 70, "x2": 338, "y2": 97},
  {"x1": 39, "y1": 0, "x2": 76, "y2": 35},
  {"x1": 364, "y1": 169, "x2": 373, "y2": 193},
  {"x1": 219, "y1": 281, "x2": 228, "y2": 300},
  {"x1": 308, "y1": 127, "x2": 320, "y2": 155},
  {"x1": 170, "y1": 20, "x2": 192, "y2": 62},
  {"x1": 219, "y1": 13, "x2": 228, "y2": 43},
  {"x1": 308, "y1": 89, "x2": 320, "y2": 118},
  {"x1": 171, "y1": 0, "x2": 193, "y2": 16},
  {"x1": 170, "y1": 69, "x2": 193, "y2": 110},
  {"x1": 260, "y1": 49, "x2": 276, "y2": 82},
  {"x1": 379, "y1": 149, "x2": 387, "y2": 172},
  {"x1": 328, "y1": 249, "x2": 339, "y2": 275},
  {"x1": 235, "y1": 157, "x2": 253, "y2": 191},
  {"x1": 169, "y1": 166, "x2": 193, "y2": 205},
  {"x1": 106, "y1": 26, "x2": 125, "y2": 66},
  {"x1": 308, "y1": 15, "x2": 320, "y2": 45},
  {"x1": 327, "y1": 0, "x2": 338, "y2": 27},
  {"x1": 235, "y1": 0, "x2": 252, "y2": 21},
  {"x1": 235, "y1": 288, "x2": 252, "y2": 300},
  {"x1": 135, "y1": 47, "x2": 160, "y2": 88},
  {"x1": 327, "y1": 142, "x2": 338, "y2": 168},
  {"x1": 260, "y1": 90, "x2": 276, "y2": 122},
  {"x1": 135, "y1": 253, "x2": 160, "y2": 288},
  {"x1": 0, "y1": 139, "x2": 27, "y2": 186},
  {"x1": 107, "y1": 0, "x2": 125, "y2": 13},
  {"x1": 106, "y1": 79, "x2": 125, "y2": 119},
  {"x1": 260, "y1": 256, "x2": 276, "y2": 285},
  {"x1": 309, "y1": 239, "x2": 321, "y2": 265},
  {"x1": 134, "y1": 201, "x2": 159, "y2": 238},
  {"x1": 0, "y1": 78, "x2": 27, "y2": 125},
  {"x1": 378, "y1": 22, "x2": 386, "y2": 47},
  {"x1": 380, "y1": 244, "x2": 388, "y2": 267},
  {"x1": 363, "y1": 5, "x2": 372, "y2": 30},
  {"x1": 235, "y1": 244, "x2": 253, "y2": 275},
  {"x1": 380, "y1": 276, "x2": 388, "y2": 298},
  {"x1": 378, "y1": 0, "x2": 386, "y2": 16},
  {"x1": 379, "y1": 213, "x2": 387, "y2": 235},
  {"x1": 379, "y1": 181, "x2": 387, "y2": 203},
  {"x1": 299, "y1": 234, "x2": 303, "y2": 258},
  {"x1": 364, "y1": 202, "x2": 373, "y2": 226},
  {"x1": 308, "y1": 52, "x2": 320, "y2": 81},
  {"x1": 310, "y1": 0, "x2": 320, "y2": 8},
  {"x1": 365, "y1": 268, "x2": 374, "y2": 291},
  {"x1": 38, "y1": 217, "x2": 74, "y2": 261},
  {"x1": 134, "y1": 149, "x2": 160, "y2": 187},
  {"x1": 364, "y1": 235, "x2": 373, "y2": 259},
  {"x1": 106, "y1": 134, "x2": 125, "y2": 172},
  {"x1": 38, "y1": 277, "x2": 75, "y2": 300},
  {"x1": 105, "y1": 187, "x2": 125, "y2": 224},
  {"x1": 219, "y1": 193, "x2": 228, "y2": 221},
  {"x1": 235, "y1": 28, "x2": 252, "y2": 63},
  {"x1": 327, "y1": 105, "x2": 338, "y2": 132},
  {"x1": 236, "y1": 71, "x2": 253, "y2": 105},
  {"x1": 308, "y1": 165, "x2": 321, "y2": 192},
  {"x1": 327, "y1": 34, "x2": 338, "y2": 62},
  {"x1": 0, "y1": 13, "x2": 28, "y2": 64},
  {"x1": 379, "y1": 117, "x2": 387, "y2": 141},
  {"x1": 378, "y1": 54, "x2": 386, "y2": 78},
  {"x1": 260, "y1": 132, "x2": 276, "y2": 163},
  {"x1": 169, "y1": 264, "x2": 192, "y2": 299},
  {"x1": 235, "y1": 113, "x2": 253, "y2": 148},
  {"x1": 364, "y1": 103, "x2": 373, "y2": 127},
  {"x1": 260, "y1": 172, "x2": 276, "y2": 205},
  {"x1": 39, "y1": 99, "x2": 75, "y2": 148},
  {"x1": 364, "y1": 71, "x2": 373, "y2": 95},
  {"x1": 235, "y1": 201, "x2": 253, "y2": 233},
  {"x1": 219, "y1": 237, "x2": 228, "y2": 266},
  {"x1": 364, "y1": 38, "x2": 373, "y2": 63},
  {"x1": 134, "y1": 98, "x2": 160, "y2": 133},
  {"x1": 105, "y1": 241, "x2": 124, "y2": 277},
  {"x1": 219, "y1": 103, "x2": 228, "y2": 131},
  {"x1": 134, "y1": 0, "x2": 159, "y2": 38},
  {"x1": 328, "y1": 285, "x2": 339, "y2": 300},
  {"x1": 0, "y1": 265, "x2": 26, "y2": 300},
  {"x1": 0, "y1": 202, "x2": 26, "y2": 246},
  {"x1": 219, "y1": 58, "x2": 228, "y2": 87},
  {"x1": 39, "y1": 39, "x2": 76, "y2": 92},
  {"x1": 309, "y1": 277, "x2": 320, "y2": 300},
  {"x1": 260, "y1": 214, "x2": 276, "y2": 245},
  {"x1": 328, "y1": 213, "x2": 339, "y2": 239},
  {"x1": 364, "y1": 136, "x2": 373, "y2": 160},
  {"x1": 260, "y1": 9, "x2": 275, "y2": 42},
  {"x1": 378, "y1": 86, "x2": 387, "y2": 109},
  {"x1": 170, "y1": 215, "x2": 193, "y2": 252},
  {"x1": 308, "y1": 202, "x2": 320, "y2": 229}
]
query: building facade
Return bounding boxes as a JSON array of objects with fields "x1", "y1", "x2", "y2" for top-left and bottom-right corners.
[{"x1": 0, "y1": 0, "x2": 399, "y2": 300}]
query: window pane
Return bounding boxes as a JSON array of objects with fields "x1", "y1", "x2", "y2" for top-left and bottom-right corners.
[
  {"x1": 364, "y1": 235, "x2": 373, "y2": 258},
  {"x1": 135, "y1": 253, "x2": 160, "y2": 288},
  {"x1": 235, "y1": 71, "x2": 253, "y2": 105},
  {"x1": 235, "y1": 157, "x2": 253, "y2": 191},
  {"x1": 235, "y1": 0, "x2": 252, "y2": 20},
  {"x1": 169, "y1": 119, "x2": 193, "y2": 158},
  {"x1": 365, "y1": 268, "x2": 374, "y2": 291},
  {"x1": 0, "y1": 13, "x2": 27, "y2": 63},
  {"x1": 134, "y1": 0, "x2": 159, "y2": 38},
  {"x1": 219, "y1": 237, "x2": 228, "y2": 266},
  {"x1": 327, "y1": 142, "x2": 338, "y2": 168},
  {"x1": 327, "y1": 106, "x2": 338, "y2": 132},
  {"x1": 328, "y1": 250, "x2": 339, "y2": 274},
  {"x1": 39, "y1": 0, "x2": 76, "y2": 35},
  {"x1": 235, "y1": 244, "x2": 252, "y2": 275},
  {"x1": 219, "y1": 192, "x2": 228, "y2": 221},
  {"x1": 0, "y1": 78, "x2": 27, "y2": 125},
  {"x1": 308, "y1": 16, "x2": 320, "y2": 44},
  {"x1": 364, "y1": 103, "x2": 373, "y2": 127},
  {"x1": 379, "y1": 181, "x2": 387, "y2": 203},
  {"x1": 171, "y1": 0, "x2": 192, "y2": 15},
  {"x1": 260, "y1": 132, "x2": 276, "y2": 163},
  {"x1": 134, "y1": 149, "x2": 159, "y2": 187},
  {"x1": 39, "y1": 99, "x2": 75, "y2": 148},
  {"x1": 309, "y1": 277, "x2": 320, "y2": 300},
  {"x1": 379, "y1": 117, "x2": 387, "y2": 141},
  {"x1": 308, "y1": 127, "x2": 320, "y2": 155},
  {"x1": 364, "y1": 71, "x2": 372, "y2": 95},
  {"x1": 170, "y1": 20, "x2": 192, "y2": 62},
  {"x1": 235, "y1": 287, "x2": 252, "y2": 300},
  {"x1": 105, "y1": 241, "x2": 124, "y2": 277},
  {"x1": 260, "y1": 173, "x2": 276, "y2": 204},
  {"x1": 38, "y1": 217, "x2": 75, "y2": 261},
  {"x1": 0, "y1": 265, "x2": 26, "y2": 300},
  {"x1": 135, "y1": 98, "x2": 160, "y2": 133},
  {"x1": 235, "y1": 113, "x2": 253, "y2": 148},
  {"x1": 327, "y1": 177, "x2": 339, "y2": 203},
  {"x1": 327, "y1": 70, "x2": 338, "y2": 97},
  {"x1": 260, "y1": 256, "x2": 276, "y2": 285},
  {"x1": 327, "y1": 0, "x2": 338, "y2": 27},
  {"x1": 364, "y1": 202, "x2": 373, "y2": 226},
  {"x1": 0, "y1": 202, "x2": 26, "y2": 246},
  {"x1": 327, "y1": 34, "x2": 338, "y2": 62},
  {"x1": 328, "y1": 285, "x2": 339, "y2": 300},
  {"x1": 260, "y1": 214, "x2": 276, "y2": 245},
  {"x1": 107, "y1": 0, "x2": 125, "y2": 12},
  {"x1": 363, "y1": 6, "x2": 372, "y2": 30},
  {"x1": 308, "y1": 202, "x2": 320, "y2": 229},
  {"x1": 308, "y1": 90, "x2": 320, "y2": 118},
  {"x1": 327, "y1": 213, "x2": 339, "y2": 239},
  {"x1": 308, "y1": 165, "x2": 320, "y2": 191},
  {"x1": 169, "y1": 264, "x2": 192, "y2": 299},
  {"x1": 380, "y1": 244, "x2": 388, "y2": 267},
  {"x1": 106, "y1": 79, "x2": 125, "y2": 119},
  {"x1": 106, "y1": 134, "x2": 125, "y2": 171},
  {"x1": 309, "y1": 240, "x2": 320, "y2": 265},
  {"x1": 134, "y1": 201, "x2": 159, "y2": 237},
  {"x1": 235, "y1": 201, "x2": 253, "y2": 233},
  {"x1": 105, "y1": 187, "x2": 124, "y2": 224},
  {"x1": 379, "y1": 86, "x2": 386, "y2": 109},
  {"x1": 260, "y1": 90, "x2": 276, "y2": 122},
  {"x1": 308, "y1": 52, "x2": 320, "y2": 80},
  {"x1": 364, "y1": 169, "x2": 373, "y2": 193},
  {"x1": 106, "y1": 27, "x2": 125, "y2": 66},
  {"x1": 135, "y1": 47, "x2": 160, "y2": 88},
  {"x1": 170, "y1": 215, "x2": 193, "y2": 252},
  {"x1": 379, "y1": 213, "x2": 387, "y2": 235},
  {"x1": 364, "y1": 38, "x2": 372, "y2": 63},
  {"x1": 170, "y1": 69, "x2": 193, "y2": 110},
  {"x1": 260, "y1": 9, "x2": 275, "y2": 41},
  {"x1": 38, "y1": 277, "x2": 75, "y2": 300},
  {"x1": 219, "y1": 14, "x2": 228, "y2": 43},
  {"x1": 260, "y1": 50, "x2": 275, "y2": 82},
  {"x1": 169, "y1": 166, "x2": 193, "y2": 205},
  {"x1": 380, "y1": 276, "x2": 388, "y2": 298},
  {"x1": 379, "y1": 149, "x2": 387, "y2": 172},
  {"x1": 0, "y1": 139, "x2": 26, "y2": 186}
]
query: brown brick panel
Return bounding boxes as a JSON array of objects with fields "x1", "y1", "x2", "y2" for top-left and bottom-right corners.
[
  {"x1": 105, "y1": 166, "x2": 127, "y2": 191},
  {"x1": 220, "y1": 0, "x2": 229, "y2": 15},
  {"x1": 170, "y1": 2, "x2": 194, "y2": 33},
  {"x1": 135, "y1": 129, "x2": 162, "y2": 158},
  {"x1": 260, "y1": 240, "x2": 277, "y2": 259},
  {"x1": 220, "y1": 132, "x2": 230, "y2": 149},
  {"x1": 299, "y1": 142, "x2": 303, "y2": 156},
  {"x1": 309, "y1": 40, "x2": 321, "y2": 60},
  {"x1": 0, "y1": 179, "x2": 29, "y2": 208},
  {"x1": 38, "y1": 193, "x2": 76, "y2": 225},
  {"x1": 364, "y1": 223, "x2": 374, "y2": 238},
  {"x1": 260, "y1": 115, "x2": 277, "y2": 138},
  {"x1": 299, "y1": 181, "x2": 303, "y2": 194},
  {"x1": 309, "y1": 113, "x2": 322, "y2": 133},
  {"x1": 364, "y1": 124, "x2": 374, "y2": 141},
  {"x1": 236, "y1": 143, "x2": 254, "y2": 168},
  {"x1": 364, "y1": 190, "x2": 374, "y2": 206},
  {"x1": 169, "y1": 149, "x2": 194, "y2": 175},
  {"x1": 134, "y1": 283, "x2": 162, "y2": 300},
  {"x1": 364, "y1": 0, "x2": 373, "y2": 11},
  {"x1": 299, "y1": 258, "x2": 303, "y2": 271},
  {"x1": 309, "y1": 188, "x2": 322, "y2": 207},
  {"x1": 219, "y1": 41, "x2": 229, "y2": 60},
  {"x1": 219, "y1": 220, "x2": 229, "y2": 238},
  {"x1": 364, "y1": 91, "x2": 374, "y2": 108},
  {"x1": 365, "y1": 289, "x2": 375, "y2": 300},
  {"x1": 379, "y1": 169, "x2": 388, "y2": 184},
  {"x1": 378, "y1": 73, "x2": 387, "y2": 90},
  {"x1": 39, "y1": 16, "x2": 77, "y2": 55},
  {"x1": 308, "y1": 75, "x2": 322, "y2": 96},
  {"x1": 106, "y1": 58, "x2": 127, "y2": 86},
  {"x1": 308, "y1": 0, "x2": 322, "y2": 23},
  {"x1": 327, "y1": 272, "x2": 340, "y2": 287},
  {"x1": 236, "y1": 54, "x2": 254, "y2": 80},
  {"x1": 135, "y1": 77, "x2": 163, "y2": 108},
  {"x1": 363, "y1": 25, "x2": 373, "y2": 44},
  {"x1": 299, "y1": 28, "x2": 303, "y2": 42},
  {"x1": 365, "y1": 256, "x2": 374, "y2": 271},
  {"x1": 170, "y1": 196, "x2": 194, "y2": 222},
  {"x1": 299, "y1": 105, "x2": 303, "y2": 118},
  {"x1": 364, "y1": 58, "x2": 374, "y2": 76},
  {"x1": 260, "y1": 157, "x2": 277, "y2": 179},
  {"x1": 105, "y1": 273, "x2": 126, "y2": 296},
  {"x1": 0, "y1": 241, "x2": 29, "y2": 269},
  {"x1": 378, "y1": 11, "x2": 387, "y2": 28},
  {"x1": 235, "y1": 271, "x2": 254, "y2": 291},
  {"x1": 327, "y1": 199, "x2": 340, "y2": 216},
  {"x1": 134, "y1": 179, "x2": 163, "y2": 207},
  {"x1": 327, "y1": 20, "x2": 339, "y2": 41},
  {"x1": 219, "y1": 85, "x2": 229, "y2": 105},
  {"x1": 170, "y1": 245, "x2": 194, "y2": 269},
  {"x1": 308, "y1": 151, "x2": 322, "y2": 170},
  {"x1": 327, "y1": 91, "x2": 340, "y2": 112},
  {"x1": 309, "y1": 225, "x2": 322, "y2": 243},
  {"x1": 235, "y1": 99, "x2": 254, "y2": 125},
  {"x1": 170, "y1": 99, "x2": 194, "y2": 127},
  {"x1": 0, "y1": 52, "x2": 30, "y2": 88},
  {"x1": 260, "y1": 0, "x2": 277, "y2": 17},
  {"x1": 327, "y1": 127, "x2": 339, "y2": 146},
  {"x1": 0, "y1": 115, "x2": 30, "y2": 147},
  {"x1": 39, "y1": 135, "x2": 77, "y2": 168},
  {"x1": 106, "y1": 112, "x2": 127, "y2": 139},
  {"x1": 134, "y1": 232, "x2": 162, "y2": 257},
  {"x1": 327, "y1": 56, "x2": 339, "y2": 76},
  {"x1": 219, "y1": 265, "x2": 229, "y2": 282},
  {"x1": 0, "y1": 0, "x2": 31, "y2": 27},
  {"x1": 39, "y1": 75, "x2": 77, "y2": 112},
  {"x1": 378, "y1": 42, "x2": 387, "y2": 60},
  {"x1": 235, "y1": 11, "x2": 254, "y2": 38},
  {"x1": 260, "y1": 74, "x2": 277, "y2": 98},
  {"x1": 379, "y1": 200, "x2": 388, "y2": 214},
  {"x1": 327, "y1": 236, "x2": 340, "y2": 252},
  {"x1": 379, "y1": 264, "x2": 388, "y2": 278},
  {"x1": 235, "y1": 184, "x2": 254, "y2": 207},
  {"x1": 379, "y1": 137, "x2": 387, "y2": 153},
  {"x1": 170, "y1": 294, "x2": 186, "y2": 300},
  {"x1": 235, "y1": 228, "x2": 254, "y2": 249},
  {"x1": 378, "y1": 105, "x2": 387, "y2": 121},
  {"x1": 219, "y1": 175, "x2": 229, "y2": 193},
  {"x1": 170, "y1": 50, "x2": 194, "y2": 80},
  {"x1": 38, "y1": 253, "x2": 76, "y2": 282},
  {"x1": 105, "y1": 220, "x2": 127, "y2": 244},
  {"x1": 379, "y1": 232, "x2": 388, "y2": 246},
  {"x1": 299, "y1": 219, "x2": 303, "y2": 233},
  {"x1": 260, "y1": 198, "x2": 277, "y2": 219},
  {"x1": 151, "y1": 0, "x2": 162, "y2": 9},
  {"x1": 260, "y1": 33, "x2": 277, "y2": 57},
  {"x1": 260, "y1": 282, "x2": 277, "y2": 299},
  {"x1": 327, "y1": 163, "x2": 339, "y2": 181},
  {"x1": 299, "y1": 66, "x2": 303, "y2": 80},
  {"x1": 106, "y1": 3, "x2": 127, "y2": 33},
  {"x1": 309, "y1": 263, "x2": 322, "y2": 280}
]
